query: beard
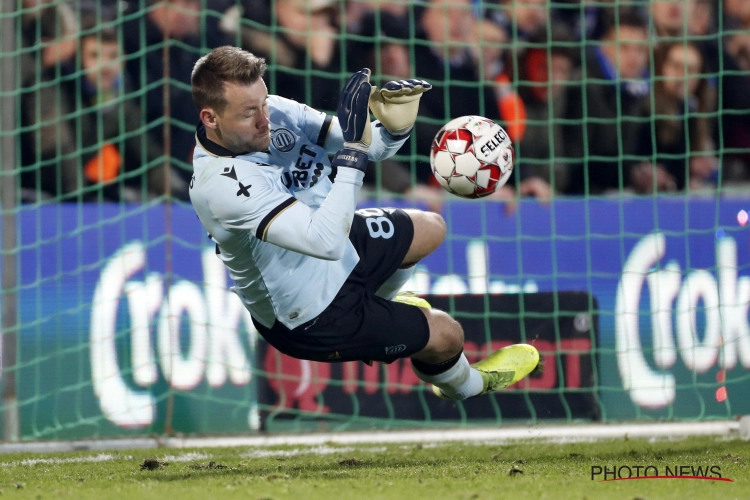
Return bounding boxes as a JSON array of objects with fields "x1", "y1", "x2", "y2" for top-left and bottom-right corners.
[{"x1": 220, "y1": 129, "x2": 271, "y2": 154}]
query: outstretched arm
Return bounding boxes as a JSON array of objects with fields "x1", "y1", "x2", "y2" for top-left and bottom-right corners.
[
  {"x1": 325, "y1": 118, "x2": 406, "y2": 161},
  {"x1": 325, "y1": 78, "x2": 432, "y2": 161},
  {"x1": 265, "y1": 69, "x2": 374, "y2": 260}
]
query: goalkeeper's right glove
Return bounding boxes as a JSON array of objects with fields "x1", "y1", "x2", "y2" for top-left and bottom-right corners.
[
  {"x1": 369, "y1": 78, "x2": 432, "y2": 137},
  {"x1": 333, "y1": 68, "x2": 374, "y2": 174}
]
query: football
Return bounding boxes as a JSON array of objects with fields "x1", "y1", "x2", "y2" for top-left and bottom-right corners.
[{"x1": 430, "y1": 115, "x2": 514, "y2": 199}]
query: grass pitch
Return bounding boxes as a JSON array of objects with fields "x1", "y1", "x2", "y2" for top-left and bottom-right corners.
[{"x1": 0, "y1": 435, "x2": 746, "y2": 500}]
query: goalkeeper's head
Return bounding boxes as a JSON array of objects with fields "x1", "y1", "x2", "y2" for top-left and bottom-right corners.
[{"x1": 191, "y1": 46, "x2": 270, "y2": 154}]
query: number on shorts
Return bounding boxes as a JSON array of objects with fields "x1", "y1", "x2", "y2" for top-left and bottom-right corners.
[{"x1": 357, "y1": 209, "x2": 394, "y2": 239}]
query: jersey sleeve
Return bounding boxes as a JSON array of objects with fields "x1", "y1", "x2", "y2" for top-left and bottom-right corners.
[
  {"x1": 265, "y1": 167, "x2": 364, "y2": 261},
  {"x1": 325, "y1": 119, "x2": 408, "y2": 161},
  {"x1": 207, "y1": 158, "x2": 364, "y2": 261},
  {"x1": 207, "y1": 160, "x2": 297, "y2": 242},
  {"x1": 287, "y1": 95, "x2": 408, "y2": 162}
]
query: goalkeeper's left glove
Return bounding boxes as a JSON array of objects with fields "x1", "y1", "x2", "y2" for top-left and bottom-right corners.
[
  {"x1": 333, "y1": 68, "x2": 374, "y2": 173},
  {"x1": 369, "y1": 79, "x2": 432, "y2": 137}
]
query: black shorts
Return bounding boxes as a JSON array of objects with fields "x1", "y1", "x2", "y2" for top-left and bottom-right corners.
[{"x1": 252, "y1": 208, "x2": 431, "y2": 364}]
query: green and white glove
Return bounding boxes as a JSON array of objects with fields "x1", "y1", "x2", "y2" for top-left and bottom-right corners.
[{"x1": 369, "y1": 79, "x2": 432, "y2": 137}]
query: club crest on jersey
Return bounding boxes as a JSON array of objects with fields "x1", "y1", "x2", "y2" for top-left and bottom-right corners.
[{"x1": 272, "y1": 128, "x2": 296, "y2": 152}]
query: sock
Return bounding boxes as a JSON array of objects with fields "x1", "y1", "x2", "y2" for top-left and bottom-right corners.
[
  {"x1": 411, "y1": 350, "x2": 462, "y2": 375},
  {"x1": 375, "y1": 265, "x2": 416, "y2": 300},
  {"x1": 412, "y1": 353, "x2": 484, "y2": 400}
]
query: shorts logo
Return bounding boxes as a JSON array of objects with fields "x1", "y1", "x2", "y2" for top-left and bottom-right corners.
[
  {"x1": 384, "y1": 344, "x2": 406, "y2": 355},
  {"x1": 272, "y1": 128, "x2": 296, "y2": 152}
]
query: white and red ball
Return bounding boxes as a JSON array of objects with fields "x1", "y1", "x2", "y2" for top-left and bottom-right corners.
[{"x1": 430, "y1": 115, "x2": 514, "y2": 199}]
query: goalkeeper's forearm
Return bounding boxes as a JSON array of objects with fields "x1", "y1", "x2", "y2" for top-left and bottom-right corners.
[
  {"x1": 265, "y1": 68, "x2": 372, "y2": 260},
  {"x1": 264, "y1": 165, "x2": 364, "y2": 261},
  {"x1": 325, "y1": 119, "x2": 408, "y2": 161},
  {"x1": 367, "y1": 122, "x2": 410, "y2": 161}
]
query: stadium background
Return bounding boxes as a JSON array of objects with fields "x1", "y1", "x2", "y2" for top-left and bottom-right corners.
[{"x1": 0, "y1": 0, "x2": 749, "y2": 442}]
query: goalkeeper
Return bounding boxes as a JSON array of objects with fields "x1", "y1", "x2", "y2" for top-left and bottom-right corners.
[{"x1": 189, "y1": 46, "x2": 539, "y2": 401}]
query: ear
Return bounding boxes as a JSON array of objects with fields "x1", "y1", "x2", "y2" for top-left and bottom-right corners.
[{"x1": 200, "y1": 108, "x2": 219, "y2": 130}]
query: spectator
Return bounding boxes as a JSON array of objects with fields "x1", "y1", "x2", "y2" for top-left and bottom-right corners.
[
  {"x1": 353, "y1": 12, "x2": 412, "y2": 81},
  {"x1": 484, "y1": 0, "x2": 546, "y2": 80},
  {"x1": 122, "y1": 0, "x2": 226, "y2": 187},
  {"x1": 720, "y1": 0, "x2": 750, "y2": 179},
  {"x1": 18, "y1": 0, "x2": 78, "y2": 87},
  {"x1": 413, "y1": 0, "x2": 504, "y2": 185},
  {"x1": 692, "y1": 0, "x2": 722, "y2": 75},
  {"x1": 650, "y1": 0, "x2": 696, "y2": 41},
  {"x1": 486, "y1": 0, "x2": 549, "y2": 43},
  {"x1": 690, "y1": 0, "x2": 715, "y2": 37},
  {"x1": 353, "y1": 12, "x2": 445, "y2": 207},
  {"x1": 217, "y1": 0, "x2": 295, "y2": 67},
  {"x1": 552, "y1": 0, "x2": 615, "y2": 42},
  {"x1": 219, "y1": 0, "x2": 343, "y2": 111},
  {"x1": 345, "y1": 0, "x2": 409, "y2": 32},
  {"x1": 21, "y1": 25, "x2": 188, "y2": 201},
  {"x1": 650, "y1": 0, "x2": 720, "y2": 79},
  {"x1": 633, "y1": 42, "x2": 717, "y2": 192},
  {"x1": 413, "y1": 0, "x2": 552, "y2": 205},
  {"x1": 725, "y1": 0, "x2": 750, "y2": 24},
  {"x1": 267, "y1": 0, "x2": 343, "y2": 111},
  {"x1": 18, "y1": 0, "x2": 79, "y2": 200},
  {"x1": 563, "y1": 7, "x2": 650, "y2": 194},
  {"x1": 505, "y1": 25, "x2": 576, "y2": 193}
]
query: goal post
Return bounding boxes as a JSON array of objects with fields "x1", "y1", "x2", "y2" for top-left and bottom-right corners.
[{"x1": 1, "y1": 0, "x2": 19, "y2": 443}]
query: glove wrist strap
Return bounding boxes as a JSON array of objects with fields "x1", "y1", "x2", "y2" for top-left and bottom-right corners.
[{"x1": 332, "y1": 147, "x2": 369, "y2": 173}]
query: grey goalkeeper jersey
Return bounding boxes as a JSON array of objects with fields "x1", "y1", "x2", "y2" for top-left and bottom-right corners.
[{"x1": 190, "y1": 95, "x2": 406, "y2": 329}]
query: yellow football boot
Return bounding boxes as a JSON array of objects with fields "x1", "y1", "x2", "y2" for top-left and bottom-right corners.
[{"x1": 431, "y1": 344, "x2": 542, "y2": 399}]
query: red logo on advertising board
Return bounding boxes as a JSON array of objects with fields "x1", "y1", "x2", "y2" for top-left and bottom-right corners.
[{"x1": 263, "y1": 339, "x2": 592, "y2": 412}]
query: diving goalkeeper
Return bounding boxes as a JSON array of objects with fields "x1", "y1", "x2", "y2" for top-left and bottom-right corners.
[{"x1": 189, "y1": 46, "x2": 539, "y2": 400}]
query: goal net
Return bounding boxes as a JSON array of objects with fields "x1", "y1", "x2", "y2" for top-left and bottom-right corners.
[{"x1": 0, "y1": 0, "x2": 748, "y2": 441}]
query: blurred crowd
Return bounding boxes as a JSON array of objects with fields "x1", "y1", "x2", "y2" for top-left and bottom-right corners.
[{"x1": 15, "y1": 0, "x2": 750, "y2": 204}]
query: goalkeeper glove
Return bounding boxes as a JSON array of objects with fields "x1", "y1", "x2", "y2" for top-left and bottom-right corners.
[
  {"x1": 369, "y1": 79, "x2": 432, "y2": 137},
  {"x1": 334, "y1": 68, "x2": 374, "y2": 173}
]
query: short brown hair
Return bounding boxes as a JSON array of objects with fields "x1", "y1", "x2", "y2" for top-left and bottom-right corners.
[
  {"x1": 601, "y1": 6, "x2": 648, "y2": 39},
  {"x1": 191, "y1": 46, "x2": 267, "y2": 115},
  {"x1": 79, "y1": 15, "x2": 120, "y2": 45},
  {"x1": 81, "y1": 27, "x2": 119, "y2": 46}
]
